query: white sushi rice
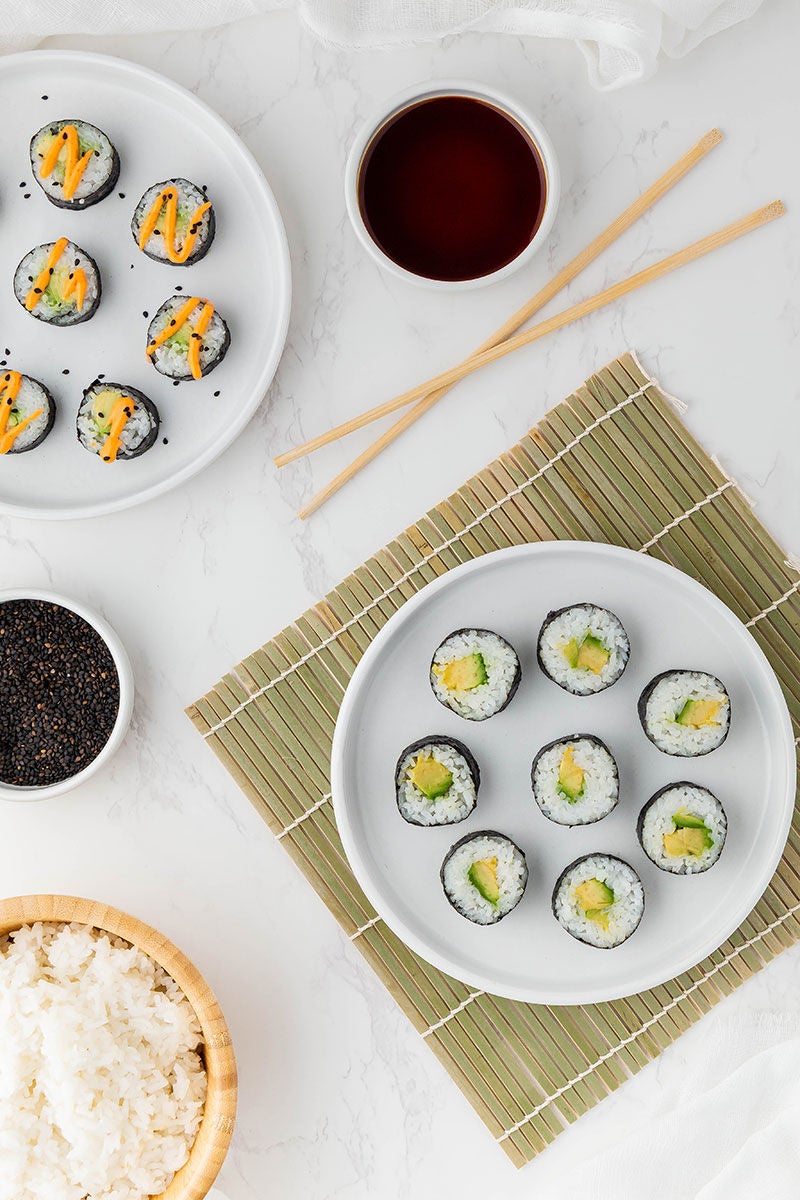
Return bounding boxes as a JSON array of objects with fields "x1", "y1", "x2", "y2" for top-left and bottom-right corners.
[
  {"x1": 532, "y1": 737, "x2": 619, "y2": 826},
  {"x1": 30, "y1": 121, "x2": 117, "y2": 206},
  {"x1": 640, "y1": 784, "x2": 727, "y2": 873},
  {"x1": 133, "y1": 179, "x2": 212, "y2": 263},
  {"x1": 77, "y1": 387, "x2": 156, "y2": 458},
  {"x1": 148, "y1": 296, "x2": 229, "y2": 379},
  {"x1": 0, "y1": 922, "x2": 206, "y2": 1200},
  {"x1": 3, "y1": 376, "x2": 51, "y2": 452},
  {"x1": 641, "y1": 671, "x2": 730, "y2": 756},
  {"x1": 442, "y1": 833, "x2": 527, "y2": 924},
  {"x1": 430, "y1": 629, "x2": 519, "y2": 720},
  {"x1": 554, "y1": 854, "x2": 644, "y2": 948},
  {"x1": 396, "y1": 741, "x2": 477, "y2": 826},
  {"x1": 538, "y1": 605, "x2": 629, "y2": 695}
]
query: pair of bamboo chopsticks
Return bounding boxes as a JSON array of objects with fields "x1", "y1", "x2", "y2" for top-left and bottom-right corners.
[{"x1": 275, "y1": 128, "x2": 785, "y2": 519}]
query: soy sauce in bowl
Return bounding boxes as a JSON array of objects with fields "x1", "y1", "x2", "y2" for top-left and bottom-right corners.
[{"x1": 355, "y1": 92, "x2": 553, "y2": 285}]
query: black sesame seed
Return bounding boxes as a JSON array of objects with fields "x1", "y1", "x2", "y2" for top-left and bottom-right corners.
[
  {"x1": 0, "y1": 600, "x2": 120, "y2": 787},
  {"x1": 213, "y1": 390, "x2": 220, "y2": 397},
  {"x1": 162, "y1": 437, "x2": 169, "y2": 445},
  {"x1": 119, "y1": 192, "x2": 125, "y2": 199},
  {"x1": 41, "y1": 95, "x2": 48, "y2": 100},
  {"x1": 62, "y1": 369, "x2": 69, "y2": 376},
  {"x1": 142, "y1": 311, "x2": 148, "y2": 319},
  {"x1": 5, "y1": 349, "x2": 10, "y2": 357},
  {"x1": 172, "y1": 380, "x2": 180, "y2": 387},
  {"x1": 98, "y1": 373, "x2": 105, "y2": 380},
  {"x1": 174, "y1": 285, "x2": 183, "y2": 292},
  {"x1": 19, "y1": 182, "x2": 25, "y2": 188}
]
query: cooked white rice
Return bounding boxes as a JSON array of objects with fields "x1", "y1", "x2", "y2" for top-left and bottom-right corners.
[
  {"x1": 538, "y1": 605, "x2": 629, "y2": 695},
  {"x1": 0, "y1": 922, "x2": 207, "y2": 1200},
  {"x1": 430, "y1": 629, "x2": 519, "y2": 720},
  {"x1": 3, "y1": 376, "x2": 51, "y2": 452},
  {"x1": 442, "y1": 833, "x2": 527, "y2": 925},
  {"x1": 532, "y1": 736, "x2": 619, "y2": 826},
  {"x1": 553, "y1": 854, "x2": 644, "y2": 948},
  {"x1": 396, "y1": 740, "x2": 477, "y2": 825},
  {"x1": 639, "y1": 783, "x2": 727, "y2": 873},
  {"x1": 641, "y1": 671, "x2": 730, "y2": 756}
]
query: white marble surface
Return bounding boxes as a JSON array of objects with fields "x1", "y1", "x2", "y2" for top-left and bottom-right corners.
[{"x1": 3, "y1": 3, "x2": 800, "y2": 1197}]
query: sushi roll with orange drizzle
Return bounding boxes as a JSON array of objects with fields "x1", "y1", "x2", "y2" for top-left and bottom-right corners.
[
  {"x1": 76, "y1": 382, "x2": 160, "y2": 464},
  {"x1": 14, "y1": 238, "x2": 101, "y2": 326},
  {"x1": 145, "y1": 296, "x2": 230, "y2": 381},
  {"x1": 0, "y1": 372, "x2": 56, "y2": 455},
  {"x1": 30, "y1": 119, "x2": 120, "y2": 209},
  {"x1": 132, "y1": 179, "x2": 214, "y2": 265}
]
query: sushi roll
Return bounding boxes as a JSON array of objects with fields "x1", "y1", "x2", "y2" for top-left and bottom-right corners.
[
  {"x1": 638, "y1": 783, "x2": 727, "y2": 875},
  {"x1": 0, "y1": 371, "x2": 55, "y2": 455},
  {"x1": 552, "y1": 853, "x2": 644, "y2": 949},
  {"x1": 395, "y1": 735, "x2": 479, "y2": 826},
  {"x1": 14, "y1": 238, "x2": 101, "y2": 326},
  {"x1": 441, "y1": 831, "x2": 528, "y2": 925},
  {"x1": 537, "y1": 603, "x2": 630, "y2": 696},
  {"x1": 639, "y1": 670, "x2": 730, "y2": 757},
  {"x1": 146, "y1": 296, "x2": 230, "y2": 380},
  {"x1": 132, "y1": 179, "x2": 214, "y2": 266},
  {"x1": 531, "y1": 734, "x2": 619, "y2": 827},
  {"x1": 430, "y1": 629, "x2": 521, "y2": 721},
  {"x1": 29, "y1": 119, "x2": 120, "y2": 210},
  {"x1": 77, "y1": 382, "x2": 160, "y2": 464}
]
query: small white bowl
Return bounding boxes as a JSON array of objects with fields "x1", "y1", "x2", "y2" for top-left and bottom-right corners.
[
  {"x1": 0, "y1": 589, "x2": 134, "y2": 803},
  {"x1": 344, "y1": 80, "x2": 560, "y2": 291}
]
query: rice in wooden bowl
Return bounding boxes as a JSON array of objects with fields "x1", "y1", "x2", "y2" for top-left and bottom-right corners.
[{"x1": 0, "y1": 894, "x2": 237, "y2": 1200}]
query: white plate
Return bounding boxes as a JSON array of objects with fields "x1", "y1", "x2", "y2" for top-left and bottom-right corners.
[
  {"x1": 332, "y1": 543, "x2": 796, "y2": 1005},
  {"x1": 0, "y1": 51, "x2": 291, "y2": 519}
]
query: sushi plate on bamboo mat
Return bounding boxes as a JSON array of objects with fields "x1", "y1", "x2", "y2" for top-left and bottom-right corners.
[
  {"x1": 188, "y1": 352, "x2": 800, "y2": 1167},
  {"x1": 0, "y1": 51, "x2": 290, "y2": 520}
]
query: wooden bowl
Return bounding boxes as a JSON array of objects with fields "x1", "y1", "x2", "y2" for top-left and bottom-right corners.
[{"x1": 0, "y1": 894, "x2": 237, "y2": 1200}]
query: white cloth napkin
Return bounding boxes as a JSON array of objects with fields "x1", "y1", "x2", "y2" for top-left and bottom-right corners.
[
  {"x1": 0, "y1": 0, "x2": 764, "y2": 90},
  {"x1": 534, "y1": 1009, "x2": 800, "y2": 1200}
]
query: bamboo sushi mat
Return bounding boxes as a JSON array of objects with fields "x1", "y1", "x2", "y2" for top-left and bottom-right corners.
[{"x1": 187, "y1": 352, "x2": 800, "y2": 1168}]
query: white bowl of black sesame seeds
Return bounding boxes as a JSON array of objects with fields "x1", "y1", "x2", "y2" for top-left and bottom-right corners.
[{"x1": 0, "y1": 589, "x2": 133, "y2": 801}]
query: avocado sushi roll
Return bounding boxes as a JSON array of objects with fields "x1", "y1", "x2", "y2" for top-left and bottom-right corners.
[
  {"x1": 430, "y1": 629, "x2": 521, "y2": 721},
  {"x1": 77, "y1": 382, "x2": 159, "y2": 464},
  {"x1": 638, "y1": 783, "x2": 727, "y2": 875},
  {"x1": 30, "y1": 119, "x2": 119, "y2": 209},
  {"x1": 441, "y1": 831, "x2": 528, "y2": 925},
  {"x1": 395, "y1": 735, "x2": 479, "y2": 826},
  {"x1": 132, "y1": 179, "x2": 214, "y2": 266},
  {"x1": 531, "y1": 734, "x2": 619, "y2": 827},
  {"x1": 552, "y1": 853, "x2": 644, "y2": 949},
  {"x1": 146, "y1": 296, "x2": 230, "y2": 380},
  {"x1": 0, "y1": 371, "x2": 55, "y2": 455},
  {"x1": 14, "y1": 238, "x2": 101, "y2": 326},
  {"x1": 639, "y1": 670, "x2": 730, "y2": 756},
  {"x1": 537, "y1": 603, "x2": 630, "y2": 696}
]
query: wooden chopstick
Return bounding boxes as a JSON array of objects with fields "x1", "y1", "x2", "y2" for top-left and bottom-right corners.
[
  {"x1": 276, "y1": 128, "x2": 723, "y2": 470},
  {"x1": 296, "y1": 198, "x2": 785, "y2": 518}
]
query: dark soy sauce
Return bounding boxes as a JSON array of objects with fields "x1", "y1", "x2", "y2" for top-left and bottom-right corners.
[{"x1": 358, "y1": 95, "x2": 547, "y2": 282}]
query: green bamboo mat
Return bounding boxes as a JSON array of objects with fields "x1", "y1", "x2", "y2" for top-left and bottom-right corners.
[{"x1": 187, "y1": 353, "x2": 800, "y2": 1168}]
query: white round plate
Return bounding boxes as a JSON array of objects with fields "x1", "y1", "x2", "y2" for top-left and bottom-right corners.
[
  {"x1": 0, "y1": 51, "x2": 291, "y2": 519},
  {"x1": 332, "y1": 543, "x2": 796, "y2": 1004}
]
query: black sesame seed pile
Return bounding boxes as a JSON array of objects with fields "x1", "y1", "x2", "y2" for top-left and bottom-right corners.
[{"x1": 0, "y1": 600, "x2": 120, "y2": 787}]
